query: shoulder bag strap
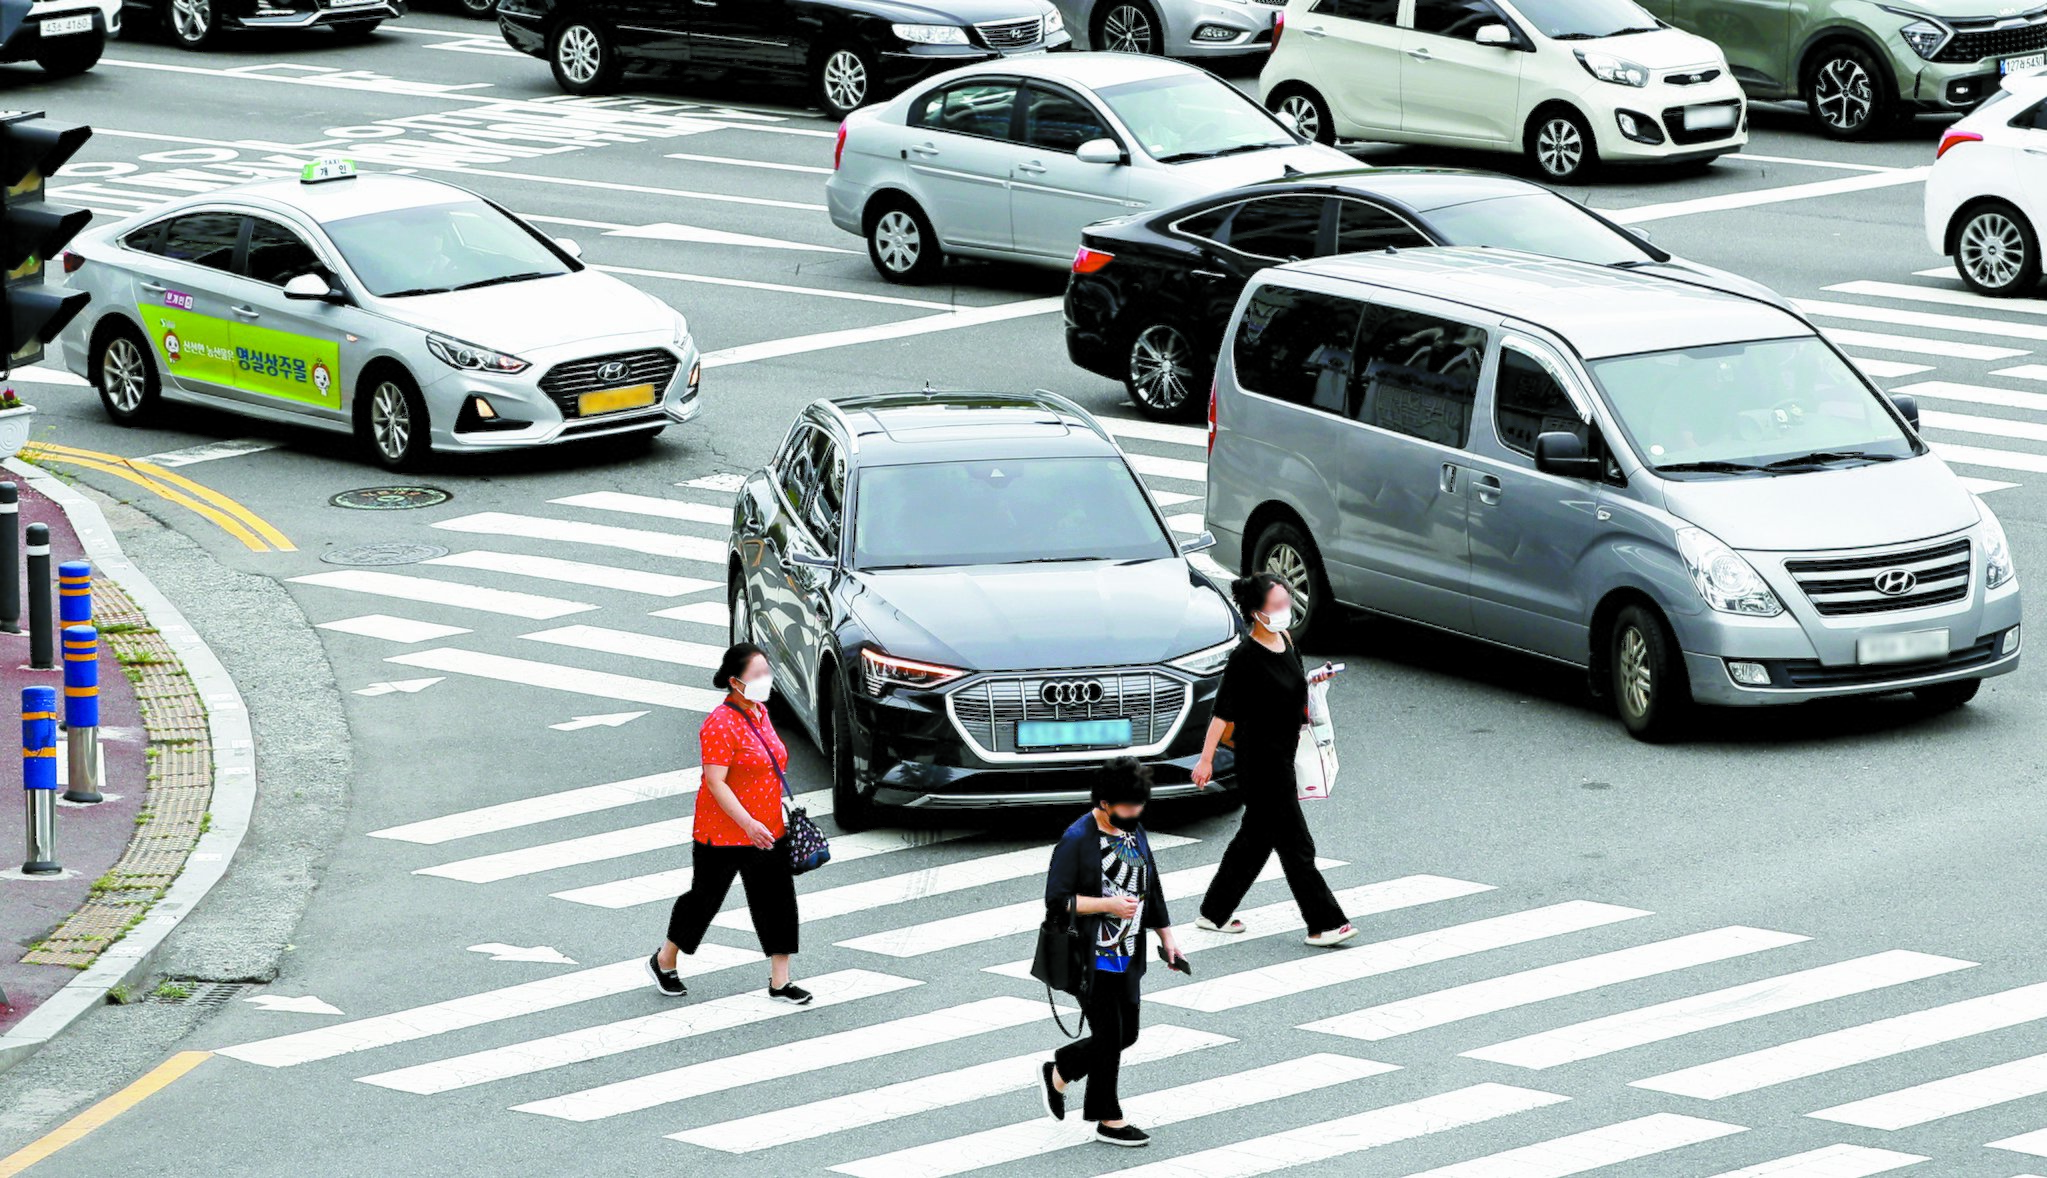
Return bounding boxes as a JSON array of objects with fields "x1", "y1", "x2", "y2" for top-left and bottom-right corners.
[
  {"x1": 1046, "y1": 894, "x2": 1089, "y2": 1040},
  {"x1": 724, "y1": 701, "x2": 792, "y2": 802}
]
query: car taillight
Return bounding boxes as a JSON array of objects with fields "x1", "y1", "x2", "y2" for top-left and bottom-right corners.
[
  {"x1": 1072, "y1": 245, "x2": 1114, "y2": 274},
  {"x1": 834, "y1": 122, "x2": 847, "y2": 170},
  {"x1": 1271, "y1": 10, "x2": 1283, "y2": 50},
  {"x1": 60, "y1": 251, "x2": 82, "y2": 274},
  {"x1": 1936, "y1": 130, "x2": 1981, "y2": 159},
  {"x1": 1207, "y1": 380, "x2": 1218, "y2": 454}
]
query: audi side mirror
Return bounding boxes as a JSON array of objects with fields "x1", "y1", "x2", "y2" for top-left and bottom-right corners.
[
  {"x1": 1179, "y1": 530, "x2": 1216, "y2": 555},
  {"x1": 789, "y1": 550, "x2": 838, "y2": 571},
  {"x1": 1890, "y1": 392, "x2": 1920, "y2": 431},
  {"x1": 1076, "y1": 138, "x2": 1125, "y2": 166},
  {"x1": 1534, "y1": 431, "x2": 1602, "y2": 479}
]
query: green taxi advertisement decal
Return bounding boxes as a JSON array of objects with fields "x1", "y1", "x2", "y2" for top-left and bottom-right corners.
[{"x1": 141, "y1": 303, "x2": 342, "y2": 410}]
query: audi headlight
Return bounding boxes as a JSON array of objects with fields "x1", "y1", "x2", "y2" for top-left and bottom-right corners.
[
  {"x1": 1881, "y1": 7, "x2": 1951, "y2": 59},
  {"x1": 1982, "y1": 503, "x2": 2017, "y2": 590},
  {"x1": 1170, "y1": 636, "x2": 1239, "y2": 677},
  {"x1": 1677, "y1": 527, "x2": 1784, "y2": 616},
  {"x1": 1576, "y1": 50, "x2": 1649, "y2": 87},
  {"x1": 892, "y1": 22, "x2": 969, "y2": 43},
  {"x1": 861, "y1": 648, "x2": 968, "y2": 694},
  {"x1": 426, "y1": 334, "x2": 528, "y2": 374}
]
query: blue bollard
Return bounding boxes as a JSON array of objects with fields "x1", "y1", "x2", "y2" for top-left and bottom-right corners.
[
  {"x1": 57, "y1": 560, "x2": 89, "y2": 626},
  {"x1": 21, "y1": 685, "x2": 57, "y2": 874},
  {"x1": 61, "y1": 625, "x2": 99, "y2": 804}
]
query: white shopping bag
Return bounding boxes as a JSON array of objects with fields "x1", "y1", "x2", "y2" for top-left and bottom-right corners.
[{"x1": 1296, "y1": 679, "x2": 1339, "y2": 801}]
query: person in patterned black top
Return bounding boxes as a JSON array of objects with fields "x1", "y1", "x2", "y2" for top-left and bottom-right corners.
[{"x1": 1036, "y1": 759, "x2": 1186, "y2": 1149}]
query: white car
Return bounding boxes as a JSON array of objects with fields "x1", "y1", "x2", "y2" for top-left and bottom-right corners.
[
  {"x1": 1259, "y1": 0, "x2": 1747, "y2": 182},
  {"x1": 1926, "y1": 70, "x2": 2047, "y2": 298},
  {"x1": 60, "y1": 163, "x2": 701, "y2": 470},
  {"x1": 826, "y1": 52, "x2": 1352, "y2": 282}
]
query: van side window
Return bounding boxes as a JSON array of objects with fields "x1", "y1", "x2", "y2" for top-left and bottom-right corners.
[
  {"x1": 1494, "y1": 344, "x2": 1586, "y2": 457},
  {"x1": 1351, "y1": 307, "x2": 1485, "y2": 447},
  {"x1": 1312, "y1": 0, "x2": 1398, "y2": 23},
  {"x1": 1231, "y1": 285, "x2": 1364, "y2": 414}
]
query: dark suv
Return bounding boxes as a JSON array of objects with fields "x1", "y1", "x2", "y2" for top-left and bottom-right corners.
[{"x1": 728, "y1": 389, "x2": 1240, "y2": 829}]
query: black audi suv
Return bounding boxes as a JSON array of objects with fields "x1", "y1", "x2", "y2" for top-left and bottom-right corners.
[{"x1": 728, "y1": 389, "x2": 1240, "y2": 830}]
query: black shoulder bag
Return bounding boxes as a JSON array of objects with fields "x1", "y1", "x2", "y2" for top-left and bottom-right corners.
[
  {"x1": 725, "y1": 702, "x2": 831, "y2": 876},
  {"x1": 1031, "y1": 894, "x2": 1092, "y2": 1039}
]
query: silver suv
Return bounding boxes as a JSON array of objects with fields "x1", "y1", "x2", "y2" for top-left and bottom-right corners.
[{"x1": 1206, "y1": 248, "x2": 2023, "y2": 739}]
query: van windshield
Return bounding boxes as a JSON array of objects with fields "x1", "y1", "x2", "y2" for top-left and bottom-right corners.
[{"x1": 1586, "y1": 336, "x2": 1924, "y2": 477}]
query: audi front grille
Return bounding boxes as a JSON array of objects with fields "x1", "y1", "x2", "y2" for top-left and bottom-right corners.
[{"x1": 947, "y1": 669, "x2": 1191, "y2": 760}]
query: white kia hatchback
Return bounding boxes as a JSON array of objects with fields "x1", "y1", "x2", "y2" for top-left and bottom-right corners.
[
  {"x1": 826, "y1": 52, "x2": 1351, "y2": 282},
  {"x1": 1926, "y1": 70, "x2": 2047, "y2": 298},
  {"x1": 1259, "y1": 0, "x2": 1746, "y2": 182}
]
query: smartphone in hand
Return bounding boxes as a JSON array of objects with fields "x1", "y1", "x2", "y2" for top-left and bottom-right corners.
[{"x1": 1158, "y1": 944, "x2": 1193, "y2": 975}]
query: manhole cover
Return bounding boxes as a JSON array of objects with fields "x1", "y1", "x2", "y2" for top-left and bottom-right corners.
[
  {"x1": 320, "y1": 542, "x2": 450, "y2": 567},
  {"x1": 330, "y1": 486, "x2": 452, "y2": 511}
]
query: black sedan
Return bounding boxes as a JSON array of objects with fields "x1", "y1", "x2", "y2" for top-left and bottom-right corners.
[
  {"x1": 728, "y1": 389, "x2": 1239, "y2": 830},
  {"x1": 497, "y1": 0, "x2": 1071, "y2": 118},
  {"x1": 1065, "y1": 168, "x2": 1776, "y2": 420}
]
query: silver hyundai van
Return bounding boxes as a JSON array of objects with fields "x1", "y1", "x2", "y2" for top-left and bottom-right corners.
[{"x1": 1206, "y1": 248, "x2": 2022, "y2": 740}]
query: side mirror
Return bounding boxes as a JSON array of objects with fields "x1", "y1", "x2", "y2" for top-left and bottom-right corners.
[
  {"x1": 282, "y1": 273, "x2": 339, "y2": 302},
  {"x1": 1534, "y1": 431, "x2": 1602, "y2": 479},
  {"x1": 1075, "y1": 138, "x2": 1125, "y2": 165},
  {"x1": 1474, "y1": 23, "x2": 1514, "y2": 46},
  {"x1": 789, "y1": 550, "x2": 837, "y2": 571},
  {"x1": 1179, "y1": 530, "x2": 1217, "y2": 555},
  {"x1": 553, "y1": 236, "x2": 583, "y2": 259},
  {"x1": 1890, "y1": 392, "x2": 1920, "y2": 432},
  {"x1": 1629, "y1": 226, "x2": 1654, "y2": 243},
  {"x1": 1276, "y1": 109, "x2": 1302, "y2": 134}
]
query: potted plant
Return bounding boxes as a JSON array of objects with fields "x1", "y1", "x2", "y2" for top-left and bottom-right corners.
[{"x1": 0, "y1": 389, "x2": 34, "y2": 460}]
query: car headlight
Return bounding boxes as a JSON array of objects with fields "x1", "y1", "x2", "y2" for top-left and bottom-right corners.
[
  {"x1": 1982, "y1": 502, "x2": 2017, "y2": 590},
  {"x1": 892, "y1": 22, "x2": 969, "y2": 44},
  {"x1": 1170, "y1": 636, "x2": 1238, "y2": 677},
  {"x1": 1677, "y1": 527, "x2": 1784, "y2": 616},
  {"x1": 1576, "y1": 50, "x2": 1649, "y2": 87},
  {"x1": 426, "y1": 334, "x2": 529, "y2": 374},
  {"x1": 861, "y1": 648, "x2": 968, "y2": 694},
  {"x1": 671, "y1": 315, "x2": 693, "y2": 354},
  {"x1": 1881, "y1": 7, "x2": 1951, "y2": 59},
  {"x1": 1045, "y1": 8, "x2": 1063, "y2": 31}
]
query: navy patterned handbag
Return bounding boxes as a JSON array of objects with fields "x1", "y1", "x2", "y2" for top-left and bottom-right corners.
[{"x1": 726, "y1": 702, "x2": 832, "y2": 876}]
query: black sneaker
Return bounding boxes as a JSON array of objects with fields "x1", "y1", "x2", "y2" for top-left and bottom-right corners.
[
  {"x1": 645, "y1": 952, "x2": 686, "y2": 998},
  {"x1": 1039, "y1": 1062, "x2": 1065, "y2": 1122},
  {"x1": 1095, "y1": 1123, "x2": 1150, "y2": 1148},
  {"x1": 769, "y1": 981, "x2": 814, "y2": 1006}
]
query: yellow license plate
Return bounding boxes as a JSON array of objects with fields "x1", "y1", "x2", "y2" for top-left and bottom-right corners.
[{"x1": 579, "y1": 383, "x2": 658, "y2": 416}]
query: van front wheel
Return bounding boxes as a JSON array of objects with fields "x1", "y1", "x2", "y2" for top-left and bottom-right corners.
[
  {"x1": 1251, "y1": 520, "x2": 1334, "y2": 648},
  {"x1": 1611, "y1": 603, "x2": 1689, "y2": 741}
]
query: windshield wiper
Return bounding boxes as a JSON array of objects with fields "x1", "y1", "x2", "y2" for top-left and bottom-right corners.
[
  {"x1": 1156, "y1": 142, "x2": 1288, "y2": 164},
  {"x1": 452, "y1": 271, "x2": 553, "y2": 291},
  {"x1": 1655, "y1": 459, "x2": 1765, "y2": 474},
  {"x1": 1549, "y1": 32, "x2": 1601, "y2": 40},
  {"x1": 1761, "y1": 450, "x2": 1900, "y2": 470},
  {"x1": 1007, "y1": 556, "x2": 1101, "y2": 564},
  {"x1": 379, "y1": 286, "x2": 453, "y2": 297}
]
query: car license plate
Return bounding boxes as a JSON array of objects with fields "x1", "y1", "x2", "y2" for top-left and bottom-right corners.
[
  {"x1": 2002, "y1": 52, "x2": 2046, "y2": 75},
  {"x1": 1016, "y1": 719, "x2": 1132, "y2": 749},
  {"x1": 41, "y1": 14, "x2": 92, "y2": 35},
  {"x1": 578, "y1": 383, "x2": 657, "y2": 416},
  {"x1": 1687, "y1": 105, "x2": 1738, "y2": 131},
  {"x1": 1857, "y1": 629, "x2": 1950, "y2": 665}
]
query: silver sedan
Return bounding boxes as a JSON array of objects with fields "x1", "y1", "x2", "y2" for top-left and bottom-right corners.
[{"x1": 60, "y1": 163, "x2": 701, "y2": 469}]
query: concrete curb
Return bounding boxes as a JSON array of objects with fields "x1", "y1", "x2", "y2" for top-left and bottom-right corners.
[{"x1": 0, "y1": 457, "x2": 256, "y2": 1075}]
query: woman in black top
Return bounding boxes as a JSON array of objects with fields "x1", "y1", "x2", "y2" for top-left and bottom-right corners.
[{"x1": 1191, "y1": 573, "x2": 1356, "y2": 947}]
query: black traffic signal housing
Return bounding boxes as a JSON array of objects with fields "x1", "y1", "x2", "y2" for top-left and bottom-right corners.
[{"x1": 0, "y1": 111, "x2": 91, "y2": 369}]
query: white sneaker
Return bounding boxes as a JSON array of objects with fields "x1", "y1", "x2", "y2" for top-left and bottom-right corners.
[
  {"x1": 1305, "y1": 924, "x2": 1357, "y2": 948},
  {"x1": 1195, "y1": 916, "x2": 1245, "y2": 934}
]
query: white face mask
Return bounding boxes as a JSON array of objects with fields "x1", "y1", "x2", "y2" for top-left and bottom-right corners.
[
  {"x1": 740, "y1": 673, "x2": 774, "y2": 703},
  {"x1": 1260, "y1": 606, "x2": 1293, "y2": 632}
]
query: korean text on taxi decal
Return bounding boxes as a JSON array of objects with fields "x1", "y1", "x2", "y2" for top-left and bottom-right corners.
[
  {"x1": 235, "y1": 348, "x2": 310, "y2": 384},
  {"x1": 163, "y1": 290, "x2": 195, "y2": 311}
]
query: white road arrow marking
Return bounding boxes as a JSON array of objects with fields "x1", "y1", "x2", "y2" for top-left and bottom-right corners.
[
  {"x1": 245, "y1": 995, "x2": 344, "y2": 1015},
  {"x1": 468, "y1": 943, "x2": 578, "y2": 965},
  {"x1": 550, "y1": 711, "x2": 649, "y2": 731},
  {"x1": 354, "y1": 677, "x2": 445, "y2": 697}
]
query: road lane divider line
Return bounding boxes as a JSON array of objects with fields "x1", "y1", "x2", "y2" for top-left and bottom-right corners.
[
  {"x1": 20, "y1": 443, "x2": 292, "y2": 552},
  {"x1": 665, "y1": 151, "x2": 833, "y2": 174},
  {"x1": 0, "y1": 1051, "x2": 213, "y2": 1177},
  {"x1": 368, "y1": 767, "x2": 702, "y2": 844},
  {"x1": 590, "y1": 263, "x2": 947, "y2": 308},
  {"x1": 701, "y1": 298, "x2": 1064, "y2": 369},
  {"x1": 1609, "y1": 167, "x2": 1929, "y2": 224}
]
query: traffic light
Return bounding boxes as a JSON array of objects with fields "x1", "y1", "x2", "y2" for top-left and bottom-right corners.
[{"x1": 0, "y1": 112, "x2": 91, "y2": 370}]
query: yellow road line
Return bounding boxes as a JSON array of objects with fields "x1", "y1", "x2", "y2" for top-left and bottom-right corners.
[
  {"x1": 0, "y1": 1050, "x2": 212, "y2": 1176},
  {"x1": 20, "y1": 444, "x2": 294, "y2": 553}
]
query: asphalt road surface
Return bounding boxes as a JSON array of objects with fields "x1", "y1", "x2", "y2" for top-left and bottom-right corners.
[{"x1": 2, "y1": 13, "x2": 2046, "y2": 1177}]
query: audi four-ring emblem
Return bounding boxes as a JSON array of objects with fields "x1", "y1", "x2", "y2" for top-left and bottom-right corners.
[
  {"x1": 1873, "y1": 569, "x2": 1918, "y2": 597},
  {"x1": 1040, "y1": 679, "x2": 1105, "y2": 706},
  {"x1": 597, "y1": 360, "x2": 630, "y2": 383}
]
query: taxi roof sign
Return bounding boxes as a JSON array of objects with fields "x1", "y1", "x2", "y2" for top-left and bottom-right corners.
[{"x1": 300, "y1": 158, "x2": 357, "y2": 184}]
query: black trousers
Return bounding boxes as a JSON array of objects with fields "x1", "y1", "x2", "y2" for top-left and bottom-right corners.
[
  {"x1": 1054, "y1": 982, "x2": 1142, "y2": 1122},
  {"x1": 1200, "y1": 765, "x2": 1348, "y2": 935},
  {"x1": 666, "y1": 841, "x2": 799, "y2": 957}
]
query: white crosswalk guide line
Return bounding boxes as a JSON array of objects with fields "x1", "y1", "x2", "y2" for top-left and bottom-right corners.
[
  {"x1": 386, "y1": 648, "x2": 728, "y2": 712},
  {"x1": 1153, "y1": 901, "x2": 1651, "y2": 1015},
  {"x1": 520, "y1": 624, "x2": 725, "y2": 668},
  {"x1": 1827, "y1": 279, "x2": 2047, "y2": 317},
  {"x1": 1464, "y1": 949, "x2": 1975, "y2": 1070},
  {"x1": 1809, "y1": 1048, "x2": 2047, "y2": 1129},
  {"x1": 425, "y1": 550, "x2": 717, "y2": 598},
  {"x1": 1634, "y1": 979, "x2": 2047, "y2": 1099},
  {"x1": 1303, "y1": 925, "x2": 1809, "y2": 1042},
  {"x1": 317, "y1": 615, "x2": 471, "y2": 643},
  {"x1": 671, "y1": 1025, "x2": 1236, "y2": 1154},
  {"x1": 514, "y1": 996, "x2": 1053, "y2": 1121},
  {"x1": 1097, "y1": 417, "x2": 1207, "y2": 447},
  {"x1": 288, "y1": 570, "x2": 596, "y2": 619},
  {"x1": 1124, "y1": 451, "x2": 1209, "y2": 483},
  {"x1": 1930, "y1": 440, "x2": 2047, "y2": 475},
  {"x1": 652, "y1": 600, "x2": 730, "y2": 626},
  {"x1": 1392, "y1": 1113, "x2": 1745, "y2": 1178},
  {"x1": 368, "y1": 768, "x2": 701, "y2": 844},
  {"x1": 433, "y1": 511, "x2": 727, "y2": 563},
  {"x1": 358, "y1": 969, "x2": 917, "y2": 1094},
  {"x1": 1989, "y1": 1127, "x2": 2047, "y2": 1158},
  {"x1": 550, "y1": 490, "x2": 730, "y2": 525},
  {"x1": 215, "y1": 947, "x2": 758, "y2": 1068},
  {"x1": 1703, "y1": 1145, "x2": 1928, "y2": 1176},
  {"x1": 829, "y1": 1054, "x2": 1410, "y2": 1178},
  {"x1": 1922, "y1": 408, "x2": 2047, "y2": 443},
  {"x1": 1795, "y1": 299, "x2": 2047, "y2": 344},
  {"x1": 1893, "y1": 378, "x2": 2047, "y2": 414},
  {"x1": 1821, "y1": 328, "x2": 2027, "y2": 361}
]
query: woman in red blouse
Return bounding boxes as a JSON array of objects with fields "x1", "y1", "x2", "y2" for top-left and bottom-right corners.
[{"x1": 649, "y1": 642, "x2": 810, "y2": 1005}]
